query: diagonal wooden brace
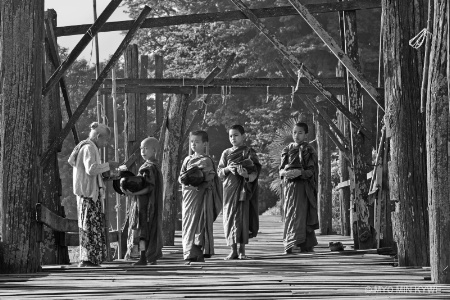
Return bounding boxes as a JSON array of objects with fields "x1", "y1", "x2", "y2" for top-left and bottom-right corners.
[
  {"x1": 44, "y1": 16, "x2": 80, "y2": 145},
  {"x1": 228, "y1": 0, "x2": 373, "y2": 142},
  {"x1": 40, "y1": 6, "x2": 152, "y2": 167},
  {"x1": 42, "y1": 0, "x2": 123, "y2": 97},
  {"x1": 288, "y1": 0, "x2": 384, "y2": 111}
]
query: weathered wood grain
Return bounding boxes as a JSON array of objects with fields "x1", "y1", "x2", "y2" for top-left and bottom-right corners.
[{"x1": 1, "y1": 216, "x2": 448, "y2": 298}]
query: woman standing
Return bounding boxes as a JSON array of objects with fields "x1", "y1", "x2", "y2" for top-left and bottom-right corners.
[{"x1": 68, "y1": 122, "x2": 119, "y2": 267}]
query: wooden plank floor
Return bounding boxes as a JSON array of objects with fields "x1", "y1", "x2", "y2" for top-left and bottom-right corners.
[{"x1": 0, "y1": 215, "x2": 448, "y2": 299}]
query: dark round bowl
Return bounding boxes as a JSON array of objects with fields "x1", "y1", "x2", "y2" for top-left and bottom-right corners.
[{"x1": 113, "y1": 170, "x2": 135, "y2": 195}]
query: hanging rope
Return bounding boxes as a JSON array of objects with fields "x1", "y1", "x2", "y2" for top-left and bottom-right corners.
[
  {"x1": 290, "y1": 86, "x2": 295, "y2": 108},
  {"x1": 409, "y1": 28, "x2": 431, "y2": 49},
  {"x1": 266, "y1": 86, "x2": 270, "y2": 103},
  {"x1": 290, "y1": 70, "x2": 302, "y2": 108}
]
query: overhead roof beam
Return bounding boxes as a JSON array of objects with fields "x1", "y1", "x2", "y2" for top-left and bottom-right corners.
[{"x1": 55, "y1": 0, "x2": 381, "y2": 37}]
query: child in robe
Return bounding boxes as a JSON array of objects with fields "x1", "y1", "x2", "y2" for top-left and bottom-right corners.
[
  {"x1": 121, "y1": 137, "x2": 164, "y2": 265},
  {"x1": 178, "y1": 130, "x2": 222, "y2": 262},
  {"x1": 279, "y1": 122, "x2": 319, "y2": 254},
  {"x1": 218, "y1": 124, "x2": 261, "y2": 260}
]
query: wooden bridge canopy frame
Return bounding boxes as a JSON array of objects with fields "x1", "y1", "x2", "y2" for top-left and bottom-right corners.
[
  {"x1": 45, "y1": 0, "x2": 386, "y2": 251},
  {"x1": 0, "y1": 0, "x2": 395, "y2": 275}
]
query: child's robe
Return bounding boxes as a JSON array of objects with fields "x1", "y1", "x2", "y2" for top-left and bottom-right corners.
[
  {"x1": 125, "y1": 158, "x2": 164, "y2": 262},
  {"x1": 280, "y1": 142, "x2": 319, "y2": 251},
  {"x1": 179, "y1": 155, "x2": 222, "y2": 260},
  {"x1": 218, "y1": 146, "x2": 261, "y2": 246}
]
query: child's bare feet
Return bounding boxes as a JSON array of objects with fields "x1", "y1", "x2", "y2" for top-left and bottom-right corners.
[
  {"x1": 224, "y1": 251, "x2": 239, "y2": 260},
  {"x1": 284, "y1": 247, "x2": 293, "y2": 255},
  {"x1": 133, "y1": 259, "x2": 147, "y2": 266},
  {"x1": 133, "y1": 251, "x2": 147, "y2": 266}
]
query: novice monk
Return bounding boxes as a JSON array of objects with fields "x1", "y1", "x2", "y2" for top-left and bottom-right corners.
[
  {"x1": 122, "y1": 137, "x2": 163, "y2": 265},
  {"x1": 279, "y1": 122, "x2": 319, "y2": 254},
  {"x1": 218, "y1": 124, "x2": 261, "y2": 260},
  {"x1": 178, "y1": 130, "x2": 222, "y2": 263}
]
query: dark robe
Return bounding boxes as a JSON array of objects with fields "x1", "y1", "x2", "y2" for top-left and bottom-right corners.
[
  {"x1": 126, "y1": 158, "x2": 164, "y2": 262},
  {"x1": 280, "y1": 142, "x2": 319, "y2": 251},
  {"x1": 218, "y1": 146, "x2": 261, "y2": 245},
  {"x1": 179, "y1": 155, "x2": 223, "y2": 260}
]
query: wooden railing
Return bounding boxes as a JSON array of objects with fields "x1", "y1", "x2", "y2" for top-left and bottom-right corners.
[{"x1": 36, "y1": 203, "x2": 119, "y2": 247}]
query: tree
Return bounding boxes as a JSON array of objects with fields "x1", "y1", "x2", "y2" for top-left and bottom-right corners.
[
  {"x1": 0, "y1": 0, "x2": 44, "y2": 273},
  {"x1": 425, "y1": 0, "x2": 449, "y2": 283},
  {"x1": 382, "y1": 0, "x2": 429, "y2": 266}
]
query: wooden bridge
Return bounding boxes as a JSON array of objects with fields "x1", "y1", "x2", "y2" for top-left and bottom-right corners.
[{"x1": 0, "y1": 215, "x2": 447, "y2": 299}]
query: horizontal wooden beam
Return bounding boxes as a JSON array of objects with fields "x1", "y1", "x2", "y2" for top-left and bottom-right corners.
[
  {"x1": 55, "y1": 0, "x2": 381, "y2": 37},
  {"x1": 64, "y1": 231, "x2": 119, "y2": 247},
  {"x1": 336, "y1": 170, "x2": 374, "y2": 189},
  {"x1": 97, "y1": 77, "x2": 346, "y2": 87},
  {"x1": 98, "y1": 85, "x2": 347, "y2": 96},
  {"x1": 36, "y1": 203, "x2": 78, "y2": 233}
]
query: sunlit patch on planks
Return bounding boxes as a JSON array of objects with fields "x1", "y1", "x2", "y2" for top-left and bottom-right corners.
[{"x1": 0, "y1": 215, "x2": 448, "y2": 299}]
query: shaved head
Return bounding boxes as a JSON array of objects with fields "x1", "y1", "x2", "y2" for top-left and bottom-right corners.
[{"x1": 141, "y1": 137, "x2": 159, "y2": 150}]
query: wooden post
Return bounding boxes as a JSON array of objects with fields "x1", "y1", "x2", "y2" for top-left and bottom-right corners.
[
  {"x1": 383, "y1": 0, "x2": 429, "y2": 265},
  {"x1": 316, "y1": 108, "x2": 333, "y2": 235},
  {"x1": 40, "y1": 9, "x2": 69, "y2": 266},
  {"x1": 161, "y1": 94, "x2": 191, "y2": 246},
  {"x1": 343, "y1": 9, "x2": 372, "y2": 249},
  {"x1": 139, "y1": 55, "x2": 149, "y2": 141},
  {"x1": 337, "y1": 8, "x2": 351, "y2": 236},
  {"x1": 0, "y1": 0, "x2": 44, "y2": 273},
  {"x1": 40, "y1": 6, "x2": 152, "y2": 167},
  {"x1": 124, "y1": 44, "x2": 139, "y2": 214},
  {"x1": 92, "y1": 0, "x2": 112, "y2": 262},
  {"x1": 111, "y1": 67, "x2": 122, "y2": 259},
  {"x1": 154, "y1": 55, "x2": 164, "y2": 137},
  {"x1": 425, "y1": 0, "x2": 449, "y2": 283}
]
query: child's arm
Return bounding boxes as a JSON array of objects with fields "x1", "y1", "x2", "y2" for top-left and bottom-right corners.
[
  {"x1": 178, "y1": 156, "x2": 189, "y2": 185},
  {"x1": 299, "y1": 151, "x2": 315, "y2": 180},
  {"x1": 122, "y1": 186, "x2": 151, "y2": 196},
  {"x1": 217, "y1": 151, "x2": 230, "y2": 179}
]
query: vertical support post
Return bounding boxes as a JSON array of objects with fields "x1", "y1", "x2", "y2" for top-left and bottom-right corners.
[
  {"x1": 161, "y1": 94, "x2": 191, "y2": 245},
  {"x1": 337, "y1": 6, "x2": 351, "y2": 236},
  {"x1": 155, "y1": 55, "x2": 164, "y2": 138},
  {"x1": 139, "y1": 55, "x2": 149, "y2": 142},
  {"x1": 316, "y1": 105, "x2": 332, "y2": 235},
  {"x1": 92, "y1": 0, "x2": 111, "y2": 262},
  {"x1": 111, "y1": 67, "x2": 122, "y2": 259},
  {"x1": 343, "y1": 9, "x2": 372, "y2": 249},
  {"x1": 41, "y1": 9, "x2": 68, "y2": 265},
  {"x1": 124, "y1": 44, "x2": 139, "y2": 212}
]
